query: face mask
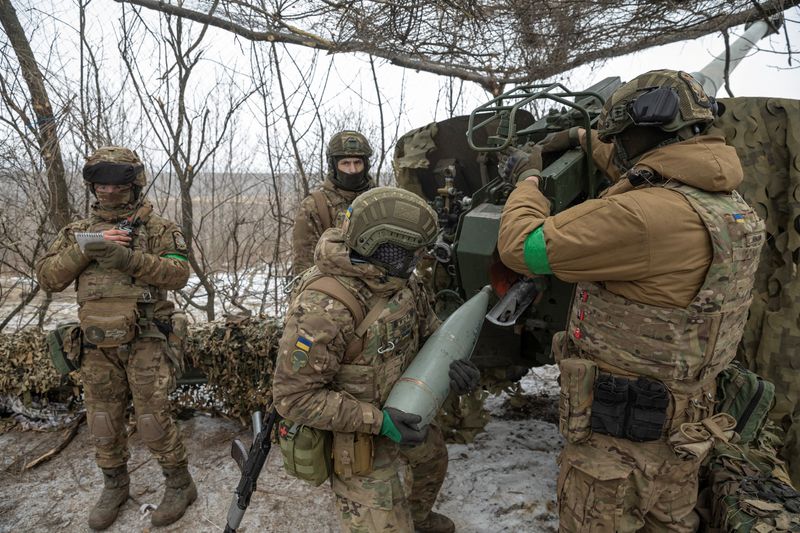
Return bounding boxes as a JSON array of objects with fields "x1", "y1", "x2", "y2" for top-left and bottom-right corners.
[
  {"x1": 333, "y1": 169, "x2": 369, "y2": 192},
  {"x1": 95, "y1": 186, "x2": 133, "y2": 208},
  {"x1": 369, "y1": 242, "x2": 420, "y2": 279}
]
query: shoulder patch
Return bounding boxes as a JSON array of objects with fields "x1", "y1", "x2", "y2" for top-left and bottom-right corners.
[
  {"x1": 295, "y1": 335, "x2": 313, "y2": 352},
  {"x1": 291, "y1": 350, "x2": 309, "y2": 371},
  {"x1": 172, "y1": 230, "x2": 188, "y2": 252}
]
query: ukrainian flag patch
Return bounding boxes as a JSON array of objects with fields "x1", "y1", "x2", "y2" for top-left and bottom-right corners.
[
  {"x1": 345, "y1": 206, "x2": 353, "y2": 219},
  {"x1": 733, "y1": 213, "x2": 745, "y2": 223},
  {"x1": 295, "y1": 335, "x2": 313, "y2": 352}
]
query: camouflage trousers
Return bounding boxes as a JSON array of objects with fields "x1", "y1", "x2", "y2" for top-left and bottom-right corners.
[
  {"x1": 783, "y1": 405, "x2": 800, "y2": 488},
  {"x1": 81, "y1": 336, "x2": 187, "y2": 470},
  {"x1": 332, "y1": 424, "x2": 448, "y2": 532},
  {"x1": 558, "y1": 434, "x2": 703, "y2": 533}
]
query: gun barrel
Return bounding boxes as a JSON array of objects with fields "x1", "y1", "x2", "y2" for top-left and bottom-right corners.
[{"x1": 691, "y1": 18, "x2": 781, "y2": 96}]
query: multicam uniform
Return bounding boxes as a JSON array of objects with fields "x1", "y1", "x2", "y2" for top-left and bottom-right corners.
[
  {"x1": 36, "y1": 200, "x2": 190, "y2": 469},
  {"x1": 274, "y1": 228, "x2": 448, "y2": 532},
  {"x1": 292, "y1": 179, "x2": 364, "y2": 275},
  {"x1": 498, "y1": 103, "x2": 765, "y2": 529},
  {"x1": 292, "y1": 130, "x2": 375, "y2": 276}
]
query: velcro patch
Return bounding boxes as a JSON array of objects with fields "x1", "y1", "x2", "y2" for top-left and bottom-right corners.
[
  {"x1": 172, "y1": 230, "x2": 188, "y2": 252},
  {"x1": 295, "y1": 335, "x2": 313, "y2": 352},
  {"x1": 291, "y1": 350, "x2": 309, "y2": 371}
]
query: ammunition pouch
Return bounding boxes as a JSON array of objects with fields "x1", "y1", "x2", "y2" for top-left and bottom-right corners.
[
  {"x1": 558, "y1": 358, "x2": 597, "y2": 444},
  {"x1": 591, "y1": 374, "x2": 669, "y2": 442},
  {"x1": 46, "y1": 321, "x2": 82, "y2": 375},
  {"x1": 78, "y1": 298, "x2": 138, "y2": 347},
  {"x1": 332, "y1": 431, "x2": 374, "y2": 480},
  {"x1": 277, "y1": 419, "x2": 332, "y2": 487}
]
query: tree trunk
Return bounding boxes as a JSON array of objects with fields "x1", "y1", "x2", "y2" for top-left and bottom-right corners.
[{"x1": 0, "y1": 0, "x2": 72, "y2": 231}]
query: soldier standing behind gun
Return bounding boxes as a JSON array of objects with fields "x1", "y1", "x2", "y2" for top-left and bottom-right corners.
[
  {"x1": 274, "y1": 187, "x2": 480, "y2": 532},
  {"x1": 497, "y1": 70, "x2": 765, "y2": 531},
  {"x1": 291, "y1": 130, "x2": 375, "y2": 276},
  {"x1": 35, "y1": 147, "x2": 196, "y2": 530}
]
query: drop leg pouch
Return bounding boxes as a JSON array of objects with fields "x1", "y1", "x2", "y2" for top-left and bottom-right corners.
[{"x1": 558, "y1": 358, "x2": 597, "y2": 444}]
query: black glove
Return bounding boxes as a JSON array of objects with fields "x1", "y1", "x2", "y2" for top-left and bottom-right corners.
[
  {"x1": 498, "y1": 143, "x2": 543, "y2": 183},
  {"x1": 84, "y1": 241, "x2": 133, "y2": 271},
  {"x1": 538, "y1": 126, "x2": 582, "y2": 153},
  {"x1": 380, "y1": 407, "x2": 428, "y2": 445},
  {"x1": 448, "y1": 359, "x2": 481, "y2": 395}
]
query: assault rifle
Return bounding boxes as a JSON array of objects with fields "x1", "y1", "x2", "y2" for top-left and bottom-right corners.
[{"x1": 223, "y1": 408, "x2": 281, "y2": 533}]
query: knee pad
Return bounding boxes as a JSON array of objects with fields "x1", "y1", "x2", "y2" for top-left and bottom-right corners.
[
  {"x1": 137, "y1": 413, "x2": 166, "y2": 443},
  {"x1": 89, "y1": 412, "x2": 116, "y2": 445}
]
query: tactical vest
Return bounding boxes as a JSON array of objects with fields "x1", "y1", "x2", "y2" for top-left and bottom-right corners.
[
  {"x1": 563, "y1": 183, "x2": 764, "y2": 430},
  {"x1": 75, "y1": 217, "x2": 166, "y2": 304},
  {"x1": 311, "y1": 184, "x2": 357, "y2": 233},
  {"x1": 293, "y1": 271, "x2": 422, "y2": 409}
]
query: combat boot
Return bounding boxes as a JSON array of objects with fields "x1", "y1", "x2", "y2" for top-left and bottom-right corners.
[
  {"x1": 414, "y1": 511, "x2": 455, "y2": 533},
  {"x1": 150, "y1": 466, "x2": 197, "y2": 527},
  {"x1": 88, "y1": 466, "x2": 130, "y2": 530}
]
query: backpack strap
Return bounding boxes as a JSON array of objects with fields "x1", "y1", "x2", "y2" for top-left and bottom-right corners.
[
  {"x1": 304, "y1": 276, "x2": 388, "y2": 358},
  {"x1": 311, "y1": 189, "x2": 332, "y2": 231}
]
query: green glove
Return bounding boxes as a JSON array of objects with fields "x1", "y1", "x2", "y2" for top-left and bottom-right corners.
[
  {"x1": 380, "y1": 408, "x2": 427, "y2": 445},
  {"x1": 84, "y1": 241, "x2": 133, "y2": 271},
  {"x1": 499, "y1": 143, "x2": 543, "y2": 183}
]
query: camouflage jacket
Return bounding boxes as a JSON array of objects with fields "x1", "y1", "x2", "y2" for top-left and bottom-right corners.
[
  {"x1": 291, "y1": 179, "x2": 368, "y2": 276},
  {"x1": 273, "y1": 227, "x2": 439, "y2": 435},
  {"x1": 36, "y1": 200, "x2": 190, "y2": 308}
]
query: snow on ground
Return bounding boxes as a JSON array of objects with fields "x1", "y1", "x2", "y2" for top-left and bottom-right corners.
[{"x1": 0, "y1": 366, "x2": 562, "y2": 533}]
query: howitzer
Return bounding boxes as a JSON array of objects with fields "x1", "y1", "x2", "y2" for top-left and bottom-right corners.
[
  {"x1": 223, "y1": 408, "x2": 281, "y2": 533},
  {"x1": 394, "y1": 17, "x2": 782, "y2": 381}
]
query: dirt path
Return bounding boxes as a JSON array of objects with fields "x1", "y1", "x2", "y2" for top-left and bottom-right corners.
[{"x1": 0, "y1": 369, "x2": 561, "y2": 533}]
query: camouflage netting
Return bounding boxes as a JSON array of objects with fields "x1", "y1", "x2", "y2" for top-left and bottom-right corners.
[
  {"x1": 713, "y1": 97, "x2": 800, "y2": 486},
  {"x1": 699, "y1": 422, "x2": 800, "y2": 532},
  {"x1": 0, "y1": 314, "x2": 281, "y2": 424},
  {"x1": 0, "y1": 328, "x2": 65, "y2": 401}
]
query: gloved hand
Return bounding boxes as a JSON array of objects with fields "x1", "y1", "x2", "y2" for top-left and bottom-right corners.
[
  {"x1": 448, "y1": 359, "x2": 481, "y2": 395},
  {"x1": 84, "y1": 241, "x2": 132, "y2": 271},
  {"x1": 498, "y1": 143, "x2": 542, "y2": 183},
  {"x1": 380, "y1": 407, "x2": 428, "y2": 445},
  {"x1": 538, "y1": 126, "x2": 582, "y2": 153}
]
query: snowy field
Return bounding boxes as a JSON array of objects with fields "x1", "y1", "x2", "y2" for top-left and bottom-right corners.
[{"x1": 0, "y1": 367, "x2": 562, "y2": 533}]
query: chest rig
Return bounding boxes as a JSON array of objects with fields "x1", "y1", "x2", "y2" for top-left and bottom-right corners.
[
  {"x1": 562, "y1": 182, "x2": 764, "y2": 434},
  {"x1": 76, "y1": 217, "x2": 167, "y2": 347},
  {"x1": 296, "y1": 272, "x2": 421, "y2": 409}
]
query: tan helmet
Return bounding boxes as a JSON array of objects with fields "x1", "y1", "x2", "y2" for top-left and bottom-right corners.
[
  {"x1": 344, "y1": 187, "x2": 438, "y2": 259},
  {"x1": 597, "y1": 70, "x2": 716, "y2": 142},
  {"x1": 83, "y1": 146, "x2": 146, "y2": 188}
]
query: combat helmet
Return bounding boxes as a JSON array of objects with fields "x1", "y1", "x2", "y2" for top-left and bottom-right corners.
[
  {"x1": 344, "y1": 187, "x2": 438, "y2": 278},
  {"x1": 327, "y1": 130, "x2": 373, "y2": 192},
  {"x1": 83, "y1": 146, "x2": 146, "y2": 194},
  {"x1": 597, "y1": 69, "x2": 716, "y2": 143}
]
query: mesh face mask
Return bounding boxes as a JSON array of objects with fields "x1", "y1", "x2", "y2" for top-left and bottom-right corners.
[{"x1": 369, "y1": 242, "x2": 420, "y2": 279}]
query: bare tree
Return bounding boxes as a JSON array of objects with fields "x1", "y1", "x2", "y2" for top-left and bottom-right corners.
[{"x1": 115, "y1": 0, "x2": 799, "y2": 94}]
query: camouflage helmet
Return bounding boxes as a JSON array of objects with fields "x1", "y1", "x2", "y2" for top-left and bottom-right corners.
[
  {"x1": 82, "y1": 146, "x2": 146, "y2": 188},
  {"x1": 344, "y1": 187, "x2": 438, "y2": 258},
  {"x1": 327, "y1": 130, "x2": 374, "y2": 161},
  {"x1": 597, "y1": 70, "x2": 716, "y2": 142}
]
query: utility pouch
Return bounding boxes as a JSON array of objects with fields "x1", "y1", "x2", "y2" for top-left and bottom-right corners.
[
  {"x1": 590, "y1": 373, "x2": 629, "y2": 438},
  {"x1": 46, "y1": 321, "x2": 82, "y2": 375},
  {"x1": 558, "y1": 358, "x2": 597, "y2": 444},
  {"x1": 333, "y1": 431, "x2": 374, "y2": 480},
  {"x1": 277, "y1": 419, "x2": 332, "y2": 487},
  {"x1": 166, "y1": 310, "x2": 188, "y2": 372},
  {"x1": 78, "y1": 299, "x2": 138, "y2": 348},
  {"x1": 716, "y1": 362, "x2": 775, "y2": 444},
  {"x1": 625, "y1": 378, "x2": 670, "y2": 442}
]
